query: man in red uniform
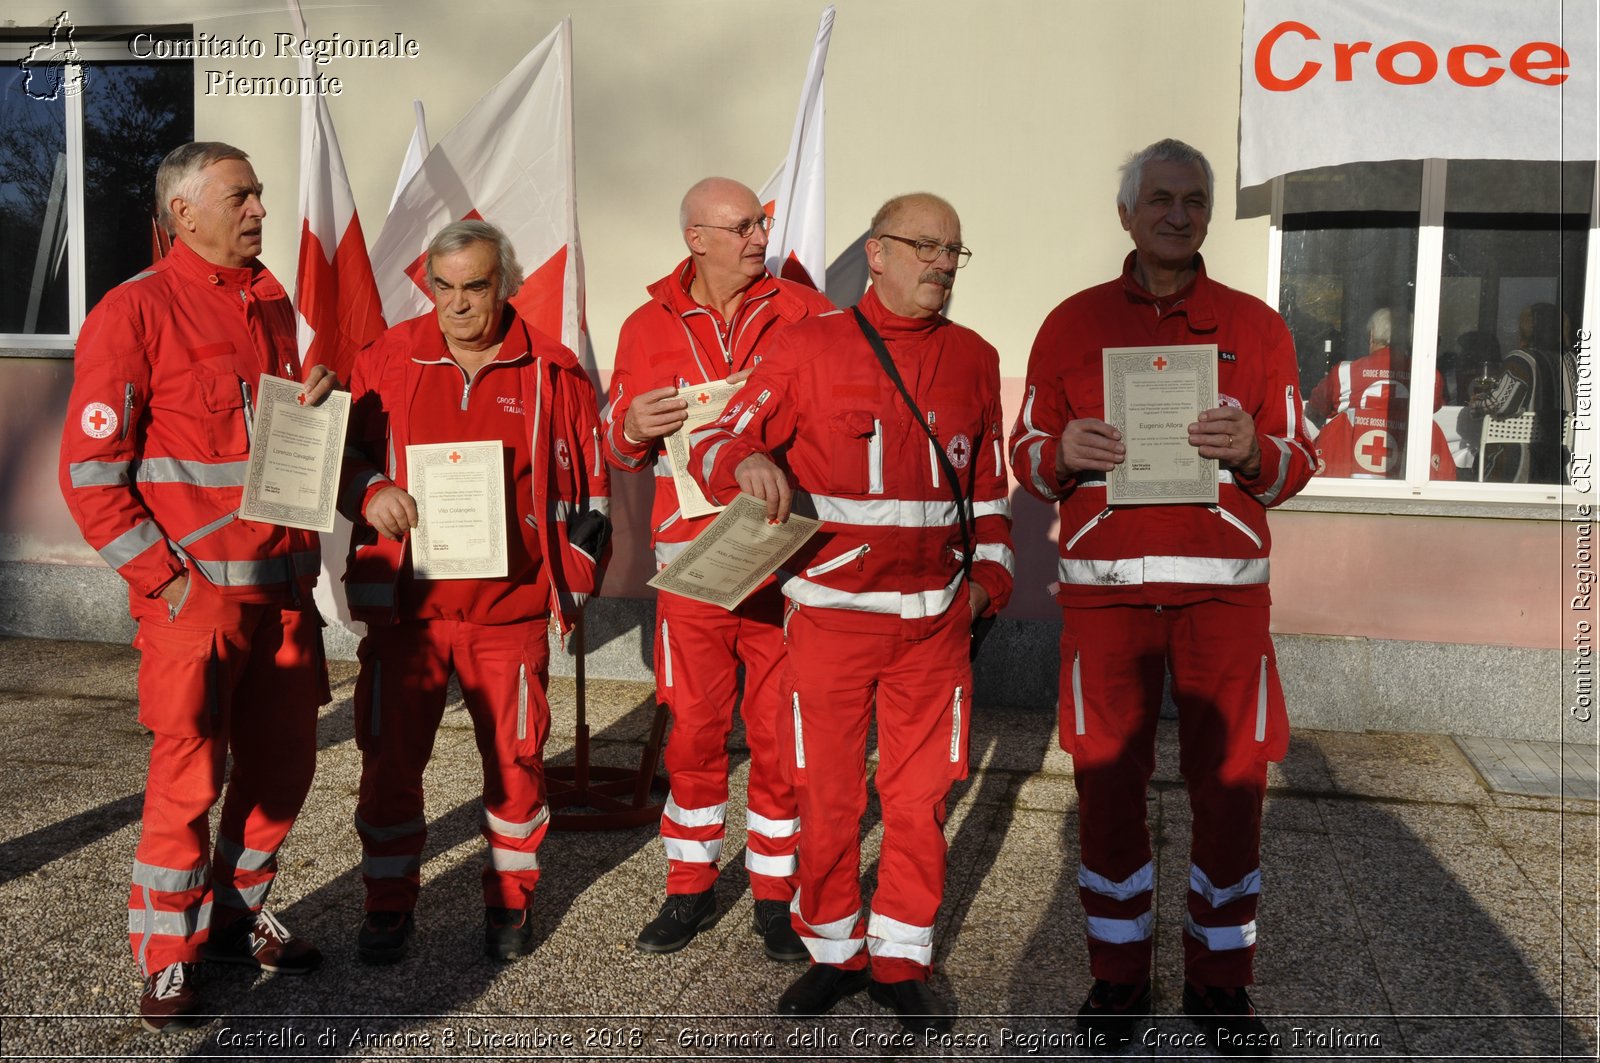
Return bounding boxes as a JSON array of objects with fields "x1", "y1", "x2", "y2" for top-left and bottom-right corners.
[
  {"x1": 339, "y1": 220, "x2": 609, "y2": 965},
  {"x1": 606, "y1": 177, "x2": 831, "y2": 960},
  {"x1": 1304, "y1": 307, "x2": 1444, "y2": 427},
  {"x1": 1009, "y1": 140, "x2": 1315, "y2": 1054},
  {"x1": 58, "y1": 142, "x2": 336, "y2": 1032},
  {"x1": 690, "y1": 193, "x2": 1013, "y2": 1032}
]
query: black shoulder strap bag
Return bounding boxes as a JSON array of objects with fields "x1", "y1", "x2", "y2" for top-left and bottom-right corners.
[{"x1": 851, "y1": 307, "x2": 995, "y2": 660}]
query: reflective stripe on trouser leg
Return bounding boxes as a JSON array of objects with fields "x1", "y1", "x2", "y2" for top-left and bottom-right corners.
[
  {"x1": 783, "y1": 607, "x2": 873, "y2": 972},
  {"x1": 1168, "y1": 599, "x2": 1275, "y2": 987},
  {"x1": 1060, "y1": 603, "x2": 1167, "y2": 985},
  {"x1": 869, "y1": 603, "x2": 972, "y2": 981},
  {"x1": 655, "y1": 593, "x2": 744, "y2": 895},
  {"x1": 731, "y1": 586, "x2": 798, "y2": 901},
  {"x1": 454, "y1": 617, "x2": 552, "y2": 909},
  {"x1": 354, "y1": 621, "x2": 453, "y2": 912},
  {"x1": 791, "y1": 892, "x2": 866, "y2": 966},
  {"x1": 210, "y1": 603, "x2": 324, "y2": 933}
]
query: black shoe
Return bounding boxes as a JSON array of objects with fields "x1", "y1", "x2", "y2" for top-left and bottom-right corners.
[
  {"x1": 752, "y1": 899, "x2": 808, "y2": 963},
  {"x1": 356, "y1": 910, "x2": 414, "y2": 966},
  {"x1": 777, "y1": 963, "x2": 870, "y2": 1017},
  {"x1": 635, "y1": 890, "x2": 716, "y2": 954},
  {"x1": 485, "y1": 906, "x2": 534, "y2": 961},
  {"x1": 868, "y1": 978, "x2": 955, "y2": 1034},
  {"x1": 1076, "y1": 978, "x2": 1151, "y2": 1048},
  {"x1": 204, "y1": 909, "x2": 322, "y2": 974},
  {"x1": 1183, "y1": 983, "x2": 1275, "y2": 1057}
]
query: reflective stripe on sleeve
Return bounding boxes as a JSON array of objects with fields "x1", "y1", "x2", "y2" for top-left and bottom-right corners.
[
  {"x1": 69, "y1": 460, "x2": 132, "y2": 487},
  {"x1": 135, "y1": 457, "x2": 249, "y2": 488},
  {"x1": 99, "y1": 520, "x2": 165, "y2": 569}
]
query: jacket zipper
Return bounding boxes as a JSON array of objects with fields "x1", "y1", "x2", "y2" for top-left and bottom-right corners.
[
  {"x1": 1064, "y1": 508, "x2": 1112, "y2": 550},
  {"x1": 1072, "y1": 651, "x2": 1086, "y2": 736},
  {"x1": 120, "y1": 383, "x2": 134, "y2": 441},
  {"x1": 1210, "y1": 505, "x2": 1264, "y2": 548},
  {"x1": 804, "y1": 543, "x2": 869, "y2": 578},
  {"x1": 869, "y1": 418, "x2": 884, "y2": 494},
  {"x1": 517, "y1": 663, "x2": 528, "y2": 741},
  {"x1": 949, "y1": 685, "x2": 963, "y2": 763},
  {"x1": 792, "y1": 692, "x2": 806, "y2": 769},
  {"x1": 239, "y1": 380, "x2": 255, "y2": 446},
  {"x1": 928, "y1": 410, "x2": 940, "y2": 488}
]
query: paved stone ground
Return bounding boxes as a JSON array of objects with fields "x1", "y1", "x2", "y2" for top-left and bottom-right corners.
[{"x1": 0, "y1": 635, "x2": 1594, "y2": 1060}]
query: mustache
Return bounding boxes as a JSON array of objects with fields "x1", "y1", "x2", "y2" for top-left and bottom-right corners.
[{"x1": 919, "y1": 270, "x2": 954, "y2": 288}]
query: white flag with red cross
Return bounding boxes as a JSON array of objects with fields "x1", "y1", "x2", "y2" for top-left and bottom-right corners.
[
  {"x1": 287, "y1": 0, "x2": 385, "y2": 379},
  {"x1": 758, "y1": 6, "x2": 834, "y2": 292},
  {"x1": 371, "y1": 18, "x2": 593, "y2": 377}
]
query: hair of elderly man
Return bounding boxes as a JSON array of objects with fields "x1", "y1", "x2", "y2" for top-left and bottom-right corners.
[
  {"x1": 424, "y1": 219, "x2": 524, "y2": 302},
  {"x1": 154, "y1": 141, "x2": 250, "y2": 230},
  {"x1": 868, "y1": 192, "x2": 959, "y2": 239},
  {"x1": 1367, "y1": 306, "x2": 1411, "y2": 351},
  {"x1": 1116, "y1": 139, "x2": 1215, "y2": 217}
]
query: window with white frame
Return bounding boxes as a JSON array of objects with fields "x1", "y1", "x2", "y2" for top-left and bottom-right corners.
[
  {"x1": 1272, "y1": 158, "x2": 1597, "y2": 503},
  {"x1": 0, "y1": 32, "x2": 192, "y2": 351}
]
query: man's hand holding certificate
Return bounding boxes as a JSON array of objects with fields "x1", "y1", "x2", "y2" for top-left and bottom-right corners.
[
  {"x1": 1103, "y1": 345, "x2": 1219, "y2": 505},
  {"x1": 664, "y1": 379, "x2": 742, "y2": 519},
  {"x1": 648, "y1": 494, "x2": 820, "y2": 610},
  {"x1": 239, "y1": 373, "x2": 351, "y2": 533}
]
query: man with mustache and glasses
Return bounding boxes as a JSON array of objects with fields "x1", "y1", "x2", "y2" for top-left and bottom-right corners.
[
  {"x1": 1009, "y1": 139, "x2": 1315, "y2": 1054},
  {"x1": 59, "y1": 141, "x2": 338, "y2": 1033},
  {"x1": 606, "y1": 177, "x2": 832, "y2": 961},
  {"x1": 688, "y1": 193, "x2": 1014, "y2": 1033}
]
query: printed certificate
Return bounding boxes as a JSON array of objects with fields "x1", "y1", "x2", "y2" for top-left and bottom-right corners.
[
  {"x1": 238, "y1": 374, "x2": 351, "y2": 533},
  {"x1": 405, "y1": 440, "x2": 508, "y2": 580},
  {"x1": 663, "y1": 379, "x2": 743, "y2": 520},
  {"x1": 1104, "y1": 344, "x2": 1219, "y2": 505},
  {"x1": 648, "y1": 493, "x2": 821, "y2": 609}
]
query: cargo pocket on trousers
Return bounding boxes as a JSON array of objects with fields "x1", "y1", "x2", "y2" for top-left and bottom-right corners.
[
  {"x1": 947, "y1": 683, "x2": 971, "y2": 781},
  {"x1": 1057, "y1": 625, "x2": 1082, "y2": 757},
  {"x1": 132, "y1": 622, "x2": 219, "y2": 738},
  {"x1": 353, "y1": 641, "x2": 381, "y2": 754}
]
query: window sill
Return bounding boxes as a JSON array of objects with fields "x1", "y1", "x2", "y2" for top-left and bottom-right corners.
[{"x1": 1276, "y1": 493, "x2": 1584, "y2": 521}]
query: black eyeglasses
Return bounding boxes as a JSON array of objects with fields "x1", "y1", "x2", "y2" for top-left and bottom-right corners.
[
  {"x1": 879, "y1": 234, "x2": 972, "y2": 268},
  {"x1": 691, "y1": 215, "x2": 774, "y2": 239}
]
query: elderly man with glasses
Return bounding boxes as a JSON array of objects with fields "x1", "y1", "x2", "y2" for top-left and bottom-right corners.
[
  {"x1": 605, "y1": 177, "x2": 833, "y2": 960},
  {"x1": 688, "y1": 192, "x2": 1014, "y2": 1032}
]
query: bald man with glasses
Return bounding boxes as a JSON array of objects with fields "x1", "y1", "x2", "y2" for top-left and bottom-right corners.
[{"x1": 605, "y1": 177, "x2": 833, "y2": 960}]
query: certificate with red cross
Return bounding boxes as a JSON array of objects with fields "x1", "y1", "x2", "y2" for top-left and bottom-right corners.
[{"x1": 1103, "y1": 345, "x2": 1219, "y2": 505}]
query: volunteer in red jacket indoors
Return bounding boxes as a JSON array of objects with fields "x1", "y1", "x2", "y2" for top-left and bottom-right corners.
[
  {"x1": 1009, "y1": 140, "x2": 1315, "y2": 1053},
  {"x1": 605, "y1": 178, "x2": 831, "y2": 961},
  {"x1": 58, "y1": 142, "x2": 336, "y2": 1033},
  {"x1": 339, "y1": 220, "x2": 610, "y2": 966},
  {"x1": 1304, "y1": 306, "x2": 1444, "y2": 428},
  {"x1": 689, "y1": 193, "x2": 1013, "y2": 1033}
]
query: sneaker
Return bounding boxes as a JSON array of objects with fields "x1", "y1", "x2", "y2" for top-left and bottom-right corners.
[
  {"x1": 484, "y1": 906, "x2": 534, "y2": 961},
  {"x1": 356, "y1": 910, "x2": 414, "y2": 966},
  {"x1": 752, "y1": 899, "x2": 808, "y2": 963},
  {"x1": 1076, "y1": 978, "x2": 1151, "y2": 1047},
  {"x1": 1183, "y1": 983, "x2": 1276, "y2": 1057},
  {"x1": 203, "y1": 910, "x2": 322, "y2": 975},
  {"x1": 634, "y1": 889, "x2": 716, "y2": 954},
  {"x1": 139, "y1": 961, "x2": 199, "y2": 1033}
]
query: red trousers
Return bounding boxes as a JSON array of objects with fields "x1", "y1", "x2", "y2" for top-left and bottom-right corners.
[
  {"x1": 654, "y1": 588, "x2": 798, "y2": 900},
  {"x1": 780, "y1": 601, "x2": 971, "y2": 983},
  {"x1": 1058, "y1": 599, "x2": 1288, "y2": 988},
  {"x1": 126, "y1": 581, "x2": 327, "y2": 975},
  {"x1": 353, "y1": 618, "x2": 551, "y2": 911}
]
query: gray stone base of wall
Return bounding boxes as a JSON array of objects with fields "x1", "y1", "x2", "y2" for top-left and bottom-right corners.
[{"x1": 1, "y1": 560, "x2": 1579, "y2": 743}]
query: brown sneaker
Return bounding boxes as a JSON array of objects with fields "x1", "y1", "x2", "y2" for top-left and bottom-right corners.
[
  {"x1": 203, "y1": 910, "x2": 322, "y2": 975},
  {"x1": 139, "y1": 961, "x2": 199, "y2": 1033}
]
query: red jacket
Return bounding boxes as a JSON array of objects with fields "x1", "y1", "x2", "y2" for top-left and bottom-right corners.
[
  {"x1": 339, "y1": 310, "x2": 609, "y2": 633},
  {"x1": 688, "y1": 286, "x2": 1014, "y2": 635},
  {"x1": 1313, "y1": 407, "x2": 1456, "y2": 481},
  {"x1": 59, "y1": 240, "x2": 319, "y2": 603},
  {"x1": 1010, "y1": 253, "x2": 1316, "y2": 607},
  {"x1": 1305, "y1": 345, "x2": 1444, "y2": 424},
  {"x1": 604, "y1": 260, "x2": 833, "y2": 566}
]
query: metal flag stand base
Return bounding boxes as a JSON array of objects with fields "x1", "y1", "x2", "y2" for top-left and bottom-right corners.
[{"x1": 547, "y1": 613, "x2": 669, "y2": 831}]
